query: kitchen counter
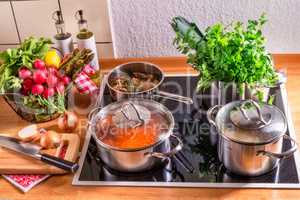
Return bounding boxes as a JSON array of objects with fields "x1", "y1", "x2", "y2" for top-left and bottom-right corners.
[{"x1": 1, "y1": 55, "x2": 300, "y2": 200}]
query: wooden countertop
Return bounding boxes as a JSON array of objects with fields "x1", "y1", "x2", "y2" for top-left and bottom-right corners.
[{"x1": 1, "y1": 55, "x2": 300, "y2": 199}]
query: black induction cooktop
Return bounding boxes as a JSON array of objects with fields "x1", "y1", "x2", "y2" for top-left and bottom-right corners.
[{"x1": 72, "y1": 74, "x2": 300, "y2": 188}]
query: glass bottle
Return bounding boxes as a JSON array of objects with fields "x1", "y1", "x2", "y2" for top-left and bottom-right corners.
[
  {"x1": 75, "y1": 10, "x2": 99, "y2": 70},
  {"x1": 52, "y1": 10, "x2": 73, "y2": 56}
]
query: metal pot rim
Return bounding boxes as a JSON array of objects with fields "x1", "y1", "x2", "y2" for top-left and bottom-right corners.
[
  {"x1": 106, "y1": 61, "x2": 165, "y2": 95},
  {"x1": 90, "y1": 98, "x2": 175, "y2": 152}
]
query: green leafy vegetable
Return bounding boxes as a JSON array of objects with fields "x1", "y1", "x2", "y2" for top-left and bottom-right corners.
[
  {"x1": 172, "y1": 14, "x2": 277, "y2": 90},
  {"x1": 0, "y1": 37, "x2": 52, "y2": 93}
]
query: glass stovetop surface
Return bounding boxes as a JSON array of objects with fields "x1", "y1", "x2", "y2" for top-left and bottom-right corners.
[{"x1": 77, "y1": 76, "x2": 299, "y2": 185}]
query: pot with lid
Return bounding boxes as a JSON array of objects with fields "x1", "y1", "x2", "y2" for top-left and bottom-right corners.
[
  {"x1": 207, "y1": 99, "x2": 297, "y2": 176},
  {"x1": 87, "y1": 98, "x2": 183, "y2": 172}
]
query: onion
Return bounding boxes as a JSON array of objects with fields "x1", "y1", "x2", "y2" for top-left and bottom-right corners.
[
  {"x1": 58, "y1": 111, "x2": 79, "y2": 132},
  {"x1": 40, "y1": 130, "x2": 61, "y2": 149},
  {"x1": 18, "y1": 124, "x2": 39, "y2": 142}
]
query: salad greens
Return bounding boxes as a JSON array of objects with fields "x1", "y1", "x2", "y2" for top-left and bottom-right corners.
[
  {"x1": 0, "y1": 37, "x2": 51, "y2": 93},
  {"x1": 0, "y1": 37, "x2": 68, "y2": 122},
  {"x1": 172, "y1": 14, "x2": 277, "y2": 90}
]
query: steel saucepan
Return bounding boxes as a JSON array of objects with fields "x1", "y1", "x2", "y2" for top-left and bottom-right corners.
[
  {"x1": 107, "y1": 62, "x2": 193, "y2": 105},
  {"x1": 87, "y1": 98, "x2": 183, "y2": 172},
  {"x1": 207, "y1": 99, "x2": 297, "y2": 176}
]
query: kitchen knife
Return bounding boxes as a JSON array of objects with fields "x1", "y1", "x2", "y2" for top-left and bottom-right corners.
[{"x1": 0, "y1": 135, "x2": 79, "y2": 173}]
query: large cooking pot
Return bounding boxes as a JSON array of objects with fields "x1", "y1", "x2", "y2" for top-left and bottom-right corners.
[
  {"x1": 87, "y1": 98, "x2": 183, "y2": 172},
  {"x1": 107, "y1": 62, "x2": 193, "y2": 105},
  {"x1": 207, "y1": 99, "x2": 297, "y2": 176}
]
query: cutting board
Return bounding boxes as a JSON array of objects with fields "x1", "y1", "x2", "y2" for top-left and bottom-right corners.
[{"x1": 0, "y1": 133, "x2": 80, "y2": 175}]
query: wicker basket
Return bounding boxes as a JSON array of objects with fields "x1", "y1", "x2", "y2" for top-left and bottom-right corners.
[{"x1": 4, "y1": 93, "x2": 62, "y2": 123}]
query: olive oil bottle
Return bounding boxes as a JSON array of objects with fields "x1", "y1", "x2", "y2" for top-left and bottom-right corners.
[
  {"x1": 52, "y1": 10, "x2": 74, "y2": 56},
  {"x1": 75, "y1": 10, "x2": 99, "y2": 70}
]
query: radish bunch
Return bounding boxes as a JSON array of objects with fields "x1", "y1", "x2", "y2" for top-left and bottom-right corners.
[{"x1": 19, "y1": 59, "x2": 71, "y2": 98}]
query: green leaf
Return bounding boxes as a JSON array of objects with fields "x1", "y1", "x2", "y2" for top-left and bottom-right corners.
[{"x1": 172, "y1": 13, "x2": 277, "y2": 90}]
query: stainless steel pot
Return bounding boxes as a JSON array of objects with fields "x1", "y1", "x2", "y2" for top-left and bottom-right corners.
[
  {"x1": 87, "y1": 98, "x2": 183, "y2": 172},
  {"x1": 207, "y1": 99, "x2": 297, "y2": 176},
  {"x1": 107, "y1": 62, "x2": 193, "y2": 104}
]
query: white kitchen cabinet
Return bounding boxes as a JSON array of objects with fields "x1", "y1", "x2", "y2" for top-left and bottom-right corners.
[
  {"x1": 60, "y1": 0, "x2": 112, "y2": 43},
  {"x1": 0, "y1": 2, "x2": 19, "y2": 44},
  {"x1": 12, "y1": 0, "x2": 59, "y2": 41}
]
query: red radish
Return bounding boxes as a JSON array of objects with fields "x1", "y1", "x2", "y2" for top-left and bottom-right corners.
[
  {"x1": 33, "y1": 59, "x2": 46, "y2": 70},
  {"x1": 22, "y1": 78, "x2": 33, "y2": 90},
  {"x1": 47, "y1": 74, "x2": 58, "y2": 88},
  {"x1": 48, "y1": 67, "x2": 58, "y2": 76},
  {"x1": 56, "y1": 82, "x2": 65, "y2": 94},
  {"x1": 18, "y1": 67, "x2": 32, "y2": 79},
  {"x1": 33, "y1": 70, "x2": 47, "y2": 84},
  {"x1": 61, "y1": 76, "x2": 71, "y2": 85},
  {"x1": 43, "y1": 87, "x2": 55, "y2": 98},
  {"x1": 31, "y1": 84, "x2": 44, "y2": 95}
]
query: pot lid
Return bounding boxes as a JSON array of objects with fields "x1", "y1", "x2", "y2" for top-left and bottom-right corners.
[
  {"x1": 90, "y1": 98, "x2": 174, "y2": 150},
  {"x1": 216, "y1": 100, "x2": 287, "y2": 145}
]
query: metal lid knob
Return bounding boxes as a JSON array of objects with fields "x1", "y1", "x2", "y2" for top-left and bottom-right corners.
[
  {"x1": 230, "y1": 99, "x2": 272, "y2": 130},
  {"x1": 112, "y1": 102, "x2": 151, "y2": 129}
]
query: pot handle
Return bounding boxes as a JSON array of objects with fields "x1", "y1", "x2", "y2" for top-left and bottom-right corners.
[
  {"x1": 87, "y1": 107, "x2": 102, "y2": 127},
  {"x1": 146, "y1": 135, "x2": 183, "y2": 159},
  {"x1": 154, "y1": 90, "x2": 193, "y2": 105},
  {"x1": 256, "y1": 135, "x2": 298, "y2": 159},
  {"x1": 207, "y1": 105, "x2": 222, "y2": 128},
  {"x1": 239, "y1": 99, "x2": 271, "y2": 126}
]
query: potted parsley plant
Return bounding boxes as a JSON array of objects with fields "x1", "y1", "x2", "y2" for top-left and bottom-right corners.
[{"x1": 171, "y1": 14, "x2": 278, "y2": 104}]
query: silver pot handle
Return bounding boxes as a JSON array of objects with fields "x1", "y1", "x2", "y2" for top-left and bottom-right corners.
[
  {"x1": 240, "y1": 99, "x2": 271, "y2": 126},
  {"x1": 154, "y1": 90, "x2": 193, "y2": 105},
  {"x1": 207, "y1": 105, "x2": 222, "y2": 128},
  {"x1": 146, "y1": 135, "x2": 183, "y2": 159},
  {"x1": 257, "y1": 135, "x2": 298, "y2": 159},
  {"x1": 87, "y1": 107, "x2": 102, "y2": 127}
]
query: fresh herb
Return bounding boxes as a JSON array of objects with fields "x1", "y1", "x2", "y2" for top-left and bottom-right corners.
[
  {"x1": 172, "y1": 14, "x2": 277, "y2": 90},
  {"x1": 0, "y1": 37, "x2": 51, "y2": 93},
  {"x1": 22, "y1": 93, "x2": 66, "y2": 116}
]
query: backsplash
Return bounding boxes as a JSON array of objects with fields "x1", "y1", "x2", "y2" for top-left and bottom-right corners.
[
  {"x1": 2, "y1": 0, "x2": 300, "y2": 59},
  {"x1": 108, "y1": 0, "x2": 300, "y2": 58},
  {"x1": 0, "y1": 0, "x2": 114, "y2": 58}
]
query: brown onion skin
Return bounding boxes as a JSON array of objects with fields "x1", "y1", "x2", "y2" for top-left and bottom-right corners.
[
  {"x1": 40, "y1": 130, "x2": 61, "y2": 149},
  {"x1": 58, "y1": 111, "x2": 79, "y2": 133}
]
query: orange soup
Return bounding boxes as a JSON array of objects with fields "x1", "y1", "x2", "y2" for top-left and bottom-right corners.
[{"x1": 96, "y1": 113, "x2": 169, "y2": 149}]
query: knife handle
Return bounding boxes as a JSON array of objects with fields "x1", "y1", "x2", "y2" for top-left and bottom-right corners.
[{"x1": 40, "y1": 153, "x2": 79, "y2": 173}]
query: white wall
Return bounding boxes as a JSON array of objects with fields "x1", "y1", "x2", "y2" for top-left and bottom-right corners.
[{"x1": 108, "y1": 0, "x2": 300, "y2": 58}]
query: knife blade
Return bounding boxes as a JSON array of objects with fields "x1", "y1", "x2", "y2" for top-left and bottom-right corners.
[{"x1": 0, "y1": 135, "x2": 79, "y2": 173}]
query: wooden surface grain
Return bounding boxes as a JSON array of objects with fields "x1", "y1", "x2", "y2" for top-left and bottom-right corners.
[
  {"x1": 0, "y1": 134, "x2": 80, "y2": 174},
  {"x1": 0, "y1": 55, "x2": 300, "y2": 199}
]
